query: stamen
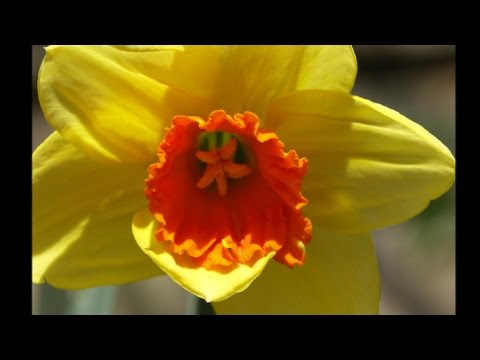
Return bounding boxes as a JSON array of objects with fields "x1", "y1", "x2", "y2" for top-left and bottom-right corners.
[
  {"x1": 220, "y1": 137, "x2": 237, "y2": 160},
  {"x1": 196, "y1": 137, "x2": 252, "y2": 196},
  {"x1": 196, "y1": 163, "x2": 220, "y2": 189},
  {"x1": 223, "y1": 162, "x2": 252, "y2": 179},
  {"x1": 196, "y1": 151, "x2": 219, "y2": 164},
  {"x1": 215, "y1": 170, "x2": 227, "y2": 196}
]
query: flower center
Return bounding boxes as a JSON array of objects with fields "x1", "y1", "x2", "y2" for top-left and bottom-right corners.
[
  {"x1": 196, "y1": 134, "x2": 252, "y2": 196},
  {"x1": 145, "y1": 110, "x2": 312, "y2": 269}
]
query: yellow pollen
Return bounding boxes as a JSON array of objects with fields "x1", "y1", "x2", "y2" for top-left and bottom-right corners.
[{"x1": 196, "y1": 137, "x2": 252, "y2": 196}]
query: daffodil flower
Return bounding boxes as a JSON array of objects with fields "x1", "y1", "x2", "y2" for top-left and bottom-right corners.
[{"x1": 33, "y1": 45, "x2": 455, "y2": 314}]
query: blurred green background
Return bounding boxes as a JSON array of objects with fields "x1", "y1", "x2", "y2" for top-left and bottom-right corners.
[{"x1": 32, "y1": 45, "x2": 455, "y2": 315}]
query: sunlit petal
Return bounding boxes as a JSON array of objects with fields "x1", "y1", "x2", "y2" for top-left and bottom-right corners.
[
  {"x1": 267, "y1": 89, "x2": 455, "y2": 233},
  {"x1": 214, "y1": 230, "x2": 379, "y2": 314},
  {"x1": 215, "y1": 45, "x2": 357, "y2": 119},
  {"x1": 38, "y1": 45, "x2": 220, "y2": 163},
  {"x1": 33, "y1": 132, "x2": 163, "y2": 288},
  {"x1": 132, "y1": 208, "x2": 275, "y2": 302}
]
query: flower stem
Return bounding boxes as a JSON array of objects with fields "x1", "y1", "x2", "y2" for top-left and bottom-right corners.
[
  {"x1": 185, "y1": 294, "x2": 216, "y2": 315},
  {"x1": 36, "y1": 284, "x2": 118, "y2": 315}
]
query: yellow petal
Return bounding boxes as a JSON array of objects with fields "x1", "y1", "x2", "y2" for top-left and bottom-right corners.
[
  {"x1": 33, "y1": 132, "x2": 162, "y2": 288},
  {"x1": 38, "y1": 45, "x2": 220, "y2": 164},
  {"x1": 215, "y1": 45, "x2": 357, "y2": 118},
  {"x1": 267, "y1": 90, "x2": 455, "y2": 233},
  {"x1": 132, "y1": 208, "x2": 275, "y2": 302},
  {"x1": 213, "y1": 229, "x2": 379, "y2": 314}
]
